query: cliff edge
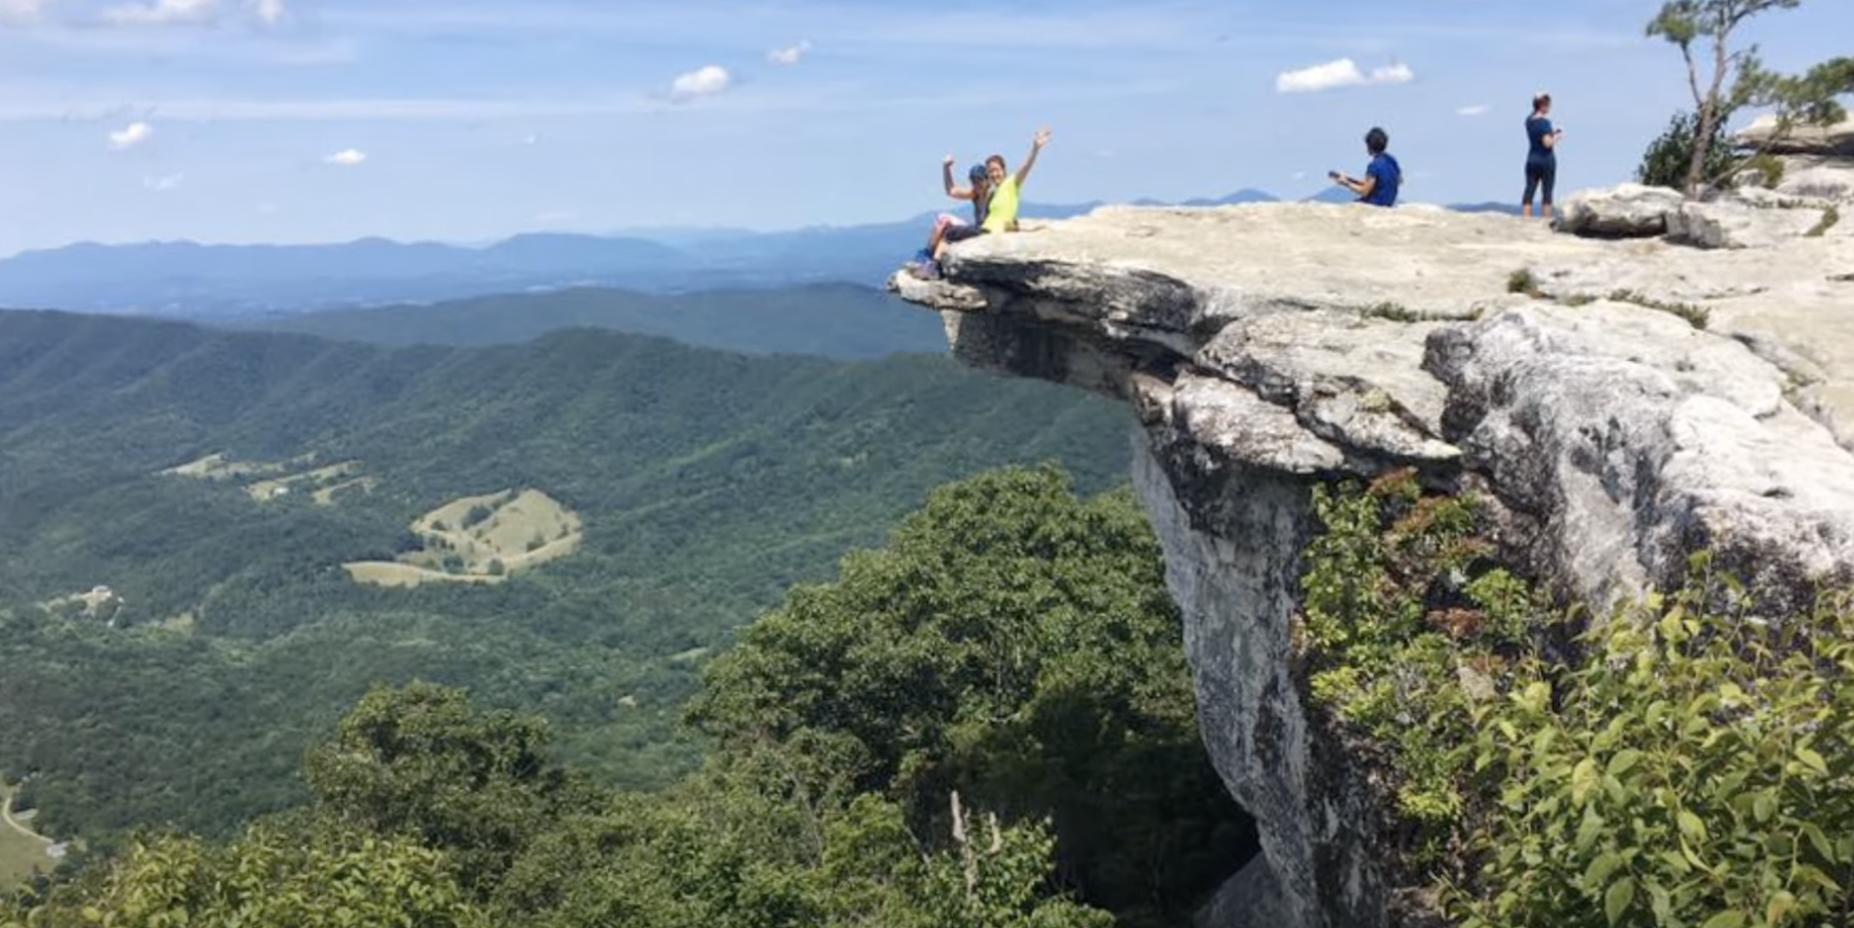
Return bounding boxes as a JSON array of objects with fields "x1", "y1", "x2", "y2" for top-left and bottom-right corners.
[{"x1": 886, "y1": 168, "x2": 1854, "y2": 927}]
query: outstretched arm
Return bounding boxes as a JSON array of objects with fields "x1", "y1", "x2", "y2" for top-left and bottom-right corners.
[
  {"x1": 1014, "y1": 128, "x2": 1052, "y2": 187},
  {"x1": 942, "y1": 154, "x2": 958, "y2": 196},
  {"x1": 1334, "y1": 171, "x2": 1376, "y2": 197}
]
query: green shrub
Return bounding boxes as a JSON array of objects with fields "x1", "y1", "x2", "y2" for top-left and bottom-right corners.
[
  {"x1": 1298, "y1": 470, "x2": 1545, "y2": 848},
  {"x1": 1741, "y1": 152, "x2": 1787, "y2": 190},
  {"x1": 1451, "y1": 554, "x2": 1854, "y2": 928},
  {"x1": 1636, "y1": 109, "x2": 1739, "y2": 193},
  {"x1": 1508, "y1": 269, "x2": 1543, "y2": 298},
  {"x1": 1807, "y1": 204, "x2": 1840, "y2": 238}
]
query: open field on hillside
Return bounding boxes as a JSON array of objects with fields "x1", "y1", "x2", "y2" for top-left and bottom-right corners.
[
  {"x1": 344, "y1": 489, "x2": 583, "y2": 588},
  {"x1": 1, "y1": 776, "x2": 55, "y2": 889},
  {"x1": 163, "y1": 453, "x2": 371, "y2": 506}
]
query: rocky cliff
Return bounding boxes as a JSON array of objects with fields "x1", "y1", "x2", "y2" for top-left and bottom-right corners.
[{"x1": 886, "y1": 124, "x2": 1854, "y2": 928}]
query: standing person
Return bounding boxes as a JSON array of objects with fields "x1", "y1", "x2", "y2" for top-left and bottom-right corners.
[
  {"x1": 1522, "y1": 92, "x2": 1563, "y2": 218},
  {"x1": 1328, "y1": 126, "x2": 1401, "y2": 207}
]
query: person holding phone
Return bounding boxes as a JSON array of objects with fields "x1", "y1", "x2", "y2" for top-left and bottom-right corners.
[
  {"x1": 1522, "y1": 92, "x2": 1563, "y2": 219},
  {"x1": 1329, "y1": 126, "x2": 1401, "y2": 207}
]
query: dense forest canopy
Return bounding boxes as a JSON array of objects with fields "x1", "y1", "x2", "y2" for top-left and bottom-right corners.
[
  {"x1": 5, "y1": 466, "x2": 1252, "y2": 928},
  {"x1": 0, "y1": 309, "x2": 1131, "y2": 838}
]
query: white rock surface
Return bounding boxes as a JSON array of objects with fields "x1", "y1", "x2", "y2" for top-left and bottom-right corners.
[
  {"x1": 887, "y1": 192, "x2": 1854, "y2": 928},
  {"x1": 1551, "y1": 183, "x2": 1686, "y2": 237},
  {"x1": 1665, "y1": 200, "x2": 1829, "y2": 249}
]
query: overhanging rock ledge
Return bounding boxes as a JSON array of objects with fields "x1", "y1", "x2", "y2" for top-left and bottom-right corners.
[{"x1": 886, "y1": 194, "x2": 1854, "y2": 928}]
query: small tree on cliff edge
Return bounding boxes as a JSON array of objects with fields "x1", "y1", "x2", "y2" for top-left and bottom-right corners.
[{"x1": 1646, "y1": 0, "x2": 1816, "y2": 197}]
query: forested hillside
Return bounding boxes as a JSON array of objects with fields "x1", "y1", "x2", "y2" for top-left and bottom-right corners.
[
  {"x1": 231, "y1": 283, "x2": 947, "y2": 358},
  {"x1": 0, "y1": 310, "x2": 1131, "y2": 839},
  {"x1": 4, "y1": 468, "x2": 1256, "y2": 928}
]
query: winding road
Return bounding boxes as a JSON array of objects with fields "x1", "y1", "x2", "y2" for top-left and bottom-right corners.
[{"x1": 1, "y1": 785, "x2": 52, "y2": 847}]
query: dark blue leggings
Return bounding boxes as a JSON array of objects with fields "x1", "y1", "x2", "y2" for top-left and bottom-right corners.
[{"x1": 1524, "y1": 159, "x2": 1557, "y2": 207}]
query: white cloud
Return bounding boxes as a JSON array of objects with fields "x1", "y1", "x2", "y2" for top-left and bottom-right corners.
[
  {"x1": 519, "y1": 133, "x2": 540, "y2": 145},
  {"x1": 0, "y1": 0, "x2": 47, "y2": 25},
  {"x1": 103, "y1": 0, "x2": 223, "y2": 26},
  {"x1": 107, "y1": 120, "x2": 153, "y2": 149},
  {"x1": 142, "y1": 172, "x2": 184, "y2": 191},
  {"x1": 323, "y1": 148, "x2": 366, "y2": 166},
  {"x1": 768, "y1": 39, "x2": 811, "y2": 65},
  {"x1": 668, "y1": 65, "x2": 730, "y2": 101},
  {"x1": 1275, "y1": 58, "x2": 1414, "y2": 93},
  {"x1": 1457, "y1": 103, "x2": 1490, "y2": 117},
  {"x1": 251, "y1": 0, "x2": 283, "y2": 25}
]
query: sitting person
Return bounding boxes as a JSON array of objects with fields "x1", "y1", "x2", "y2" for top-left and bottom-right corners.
[
  {"x1": 909, "y1": 127, "x2": 1051, "y2": 278},
  {"x1": 925, "y1": 161, "x2": 991, "y2": 261},
  {"x1": 908, "y1": 161, "x2": 989, "y2": 279},
  {"x1": 1328, "y1": 126, "x2": 1401, "y2": 207}
]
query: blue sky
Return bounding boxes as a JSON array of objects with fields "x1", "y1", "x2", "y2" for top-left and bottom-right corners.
[{"x1": 0, "y1": 0, "x2": 1846, "y2": 255}]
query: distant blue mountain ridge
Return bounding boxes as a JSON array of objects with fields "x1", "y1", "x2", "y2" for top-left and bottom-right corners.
[{"x1": 0, "y1": 189, "x2": 1523, "y2": 319}]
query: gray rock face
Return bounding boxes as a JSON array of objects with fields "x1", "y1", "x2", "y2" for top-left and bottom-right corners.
[
  {"x1": 1765, "y1": 155, "x2": 1854, "y2": 203},
  {"x1": 887, "y1": 193, "x2": 1854, "y2": 928},
  {"x1": 1551, "y1": 183, "x2": 1686, "y2": 237},
  {"x1": 1665, "y1": 200, "x2": 1830, "y2": 249},
  {"x1": 1734, "y1": 115, "x2": 1854, "y2": 157}
]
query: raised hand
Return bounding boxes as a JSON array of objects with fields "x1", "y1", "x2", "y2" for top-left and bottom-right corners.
[
  {"x1": 1032, "y1": 127, "x2": 1052, "y2": 148},
  {"x1": 943, "y1": 153, "x2": 956, "y2": 167}
]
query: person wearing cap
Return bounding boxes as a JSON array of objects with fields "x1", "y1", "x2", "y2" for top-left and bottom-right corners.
[
  {"x1": 908, "y1": 127, "x2": 1053, "y2": 279},
  {"x1": 909, "y1": 160, "x2": 993, "y2": 279},
  {"x1": 1522, "y1": 92, "x2": 1563, "y2": 219}
]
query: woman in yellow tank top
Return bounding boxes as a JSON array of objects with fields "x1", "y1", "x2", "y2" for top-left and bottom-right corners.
[
  {"x1": 907, "y1": 127, "x2": 1052, "y2": 279},
  {"x1": 981, "y1": 127, "x2": 1050, "y2": 234}
]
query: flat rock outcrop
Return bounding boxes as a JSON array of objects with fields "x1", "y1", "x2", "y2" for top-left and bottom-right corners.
[
  {"x1": 888, "y1": 195, "x2": 1854, "y2": 928},
  {"x1": 1734, "y1": 114, "x2": 1854, "y2": 157}
]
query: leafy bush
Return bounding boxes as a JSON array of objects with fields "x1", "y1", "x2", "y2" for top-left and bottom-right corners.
[
  {"x1": 1636, "y1": 109, "x2": 1740, "y2": 192},
  {"x1": 1452, "y1": 556, "x2": 1854, "y2": 928},
  {"x1": 4, "y1": 822, "x2": 489, "y2": 928},
  {"x1": 1297, "y1": 470, "x2": 1544, "y2": 857},
  {"x1": 687, "y1": 465, "x2": 1253, "y2": 926}
]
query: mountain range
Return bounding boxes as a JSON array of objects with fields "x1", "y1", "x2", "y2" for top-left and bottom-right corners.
[{"x1": 0, "y1": 190, "x2": 1520, "y2": 319}]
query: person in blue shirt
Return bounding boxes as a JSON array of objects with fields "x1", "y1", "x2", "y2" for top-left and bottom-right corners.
[
  {"x1": 1329, "y1": 127, "x2": 1400, "y2": 207},
  {"x1": 1522, "y1": 92, "x2": 1563, "y2": 219}
]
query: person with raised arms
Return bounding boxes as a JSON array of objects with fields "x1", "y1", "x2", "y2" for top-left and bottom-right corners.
[{"x1": 907, "y1": 127, "x2": 1052, "y2": 279}]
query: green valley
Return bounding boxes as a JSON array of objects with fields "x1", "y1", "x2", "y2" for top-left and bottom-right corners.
[{"x1": 0, "y1": 309, "x2": 1132, "y2": 840}]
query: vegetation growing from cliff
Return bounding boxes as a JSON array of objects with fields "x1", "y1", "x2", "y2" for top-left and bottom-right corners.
[
  {"x1": 1298, "y1": 475, "x2": 1854, "y2": 927},
  {"x1": 1297, "y1": 471, "x2": 1548, "y2": 857},
  {"x1": 5, "y1": 466, "x2": 1244, "y2": 928},
  {"x1": 1454, "y1": 561, "x2": 1854, "y2": 928}
]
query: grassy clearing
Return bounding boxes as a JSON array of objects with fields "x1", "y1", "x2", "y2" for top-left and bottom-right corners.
[
  {"x1": 345, "y1": 489, "x2": 584, "y2": 589},
  {"x1": 245, "y1": 462, "x2": 363, "y2": 503},
  {"x1": 163, "y1": 452, "x2": 370, "y2": 507},
  {"x1": 0, "y1": 776, "x2": 55, "y2": 890}
]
